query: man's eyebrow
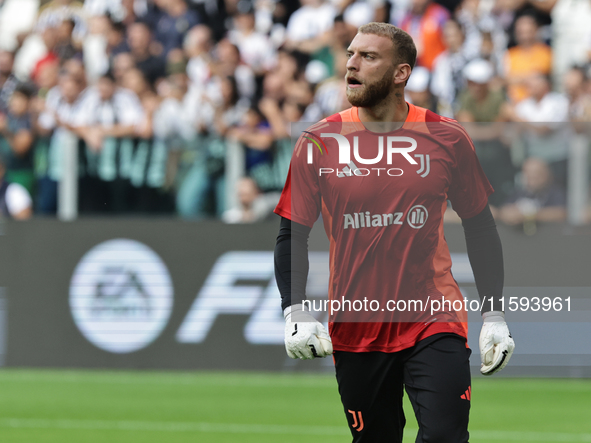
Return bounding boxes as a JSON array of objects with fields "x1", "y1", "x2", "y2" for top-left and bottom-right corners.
[{"x1": 346, "y1": 49, "x2": 380, "y2": 56}]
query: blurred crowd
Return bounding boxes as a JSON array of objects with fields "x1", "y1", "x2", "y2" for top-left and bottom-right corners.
[{"x1": 0, "y1": 0, "x2": 590, "y2": 226}]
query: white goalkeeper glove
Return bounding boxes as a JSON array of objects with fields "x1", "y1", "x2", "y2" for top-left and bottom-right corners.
[
  {"x1": 479, "y1": 311, "x2": 515, "y2": 376},
  {"x1": 284, "y1": 304, "x2": 333, "y2": 359}
]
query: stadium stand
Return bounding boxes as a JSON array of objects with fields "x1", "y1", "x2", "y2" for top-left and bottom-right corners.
[{"x1": 0, "y1": 0, "x2": 589, "y2": 224}]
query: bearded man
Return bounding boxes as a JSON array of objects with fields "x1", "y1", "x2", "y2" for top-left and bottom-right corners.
[{"x1": 273, "y1": 22, "x2": 515, "y2": 442}]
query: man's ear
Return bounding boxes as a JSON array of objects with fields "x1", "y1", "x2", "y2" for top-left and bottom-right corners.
[{"x1": 394, "y1": 64, "x2": 412, "y2": 85}]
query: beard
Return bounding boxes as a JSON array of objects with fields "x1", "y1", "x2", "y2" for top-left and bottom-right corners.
[{"x1": 346, "y1": 65, "x2": 395, "y2": 108}]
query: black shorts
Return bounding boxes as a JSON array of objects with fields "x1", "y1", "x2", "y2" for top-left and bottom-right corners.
[{"x1": 334, "y1": 333, "x2": 472, "y2": 443}]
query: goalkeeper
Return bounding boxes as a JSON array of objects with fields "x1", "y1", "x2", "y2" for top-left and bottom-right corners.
[{"x1": 273, "y1": 23, "x2": 514, "y2": 443}]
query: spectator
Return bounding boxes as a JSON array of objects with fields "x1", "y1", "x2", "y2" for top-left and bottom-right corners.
[
  {"x1": 259, "y1": 95, "x2": 304, "y2": 140},
  {"x1": 228, "y1": 105, "x2": 274, "y2": 176},
  {"x1": 405, "y1": 66, "x2": 438, "y2": 113},
  {"x1": 54, "y1": 18, "x2": 79, "y2": 61},
  {"x1": 75, "y1": 71, "x2": 145, "y2": 212},
  {"x1": 431, "y1": 19, "x2": 472, "y2": 116},
  {"x1": 274, "y1": 48, "x2": 303, "y2": 85},
  {"x1": 499, "y1": 157, "x2": 566, "y2": 226},
  {"x1": 400, "y1": 0, "x2": 450, "y2": 71},
  {"x1": 205, "y1": 73, "x2": 249, "y2": 137},
  {"x1": 153, "y1": 72, "x2": 194, "y2": 150},
  {"x1": 0, "y1": 84, "x2": 36, "y2": 194},
  {"x1": 30, "y1": 27, "x2": 60, "y2": 87},
  {"x1": 339, "y1": 0, "x2": 387, "y2": 27},
  {"x1": 36, "y1": 0, "x2": 87, "y2": 43},
  {"x1": 501, "y1": 0, "x2": 552, "y2": 49},
  {"x1": 222, "y1": 176, "x2": 279, "y2": 223},
  {"x1": 284, "y1": 0, "x2": 336, "y2": 54},
  {"x1": 270, "y1": 0, "x2": 301, "y2": 33},
  {"x1": 478, "y1": 31, "x2": 503, "y2": 79},
  {"x1": 454, "y1": 0, "x2": 485, "y2": 59},
  {"x1": 185, "y1": 0, "x2": 228, "y2": 41},
  {"x1": 13, "y1": 27, "x2": 52, "y2": 81},
  {"x1": 563, "y1": 66, "x2": 591, "y2": 124},
  {"x1": 120, "y1": 0, "x2": 143, "y2": 26},
  {"x1": 83, "y1": 0, "x2": 126, "y2": 20},
  {"x1": 286, "y1": 78, "x2": 322, "y2": 121},
  {"x1": 35, "y1": 72, "x2": 86, "y2": 213},
  {"x1": 177, "y1": 75, "x2": 247, "y2": 218},
  {"x1": 456, "y1": 59, "x2": 506, "y2": 122},
  {"x1": 503, "y1": 14, "x2": 552, "y2": 103},
  {"x1": 0, "y1": 0, "x2": 586, "y2": 221},
  {"x1": 456, "y1": 59, "x2": 514, "y2": 206},
  {"x1": 127, "y1": 21, "x2": 166, "y2": 85},
  {"x1": 184, "y1": 25, "x2": 213, "y2": 89},
  {"x1": 455, "y1": 0, "x2": 507, "y2": 66},
  {"x1": 62, "y1": 57, "x2": 88, "y2": 91},
  {"x1": 81, "y1": 14, "x2": 110, "y2": 83},
  {"x1": 112, "y1": 51, "x2": 136, "y2": 84},
  {"x1": 0, "y1": 153, "x2": 33, "y2": 220},
  {"x1": 210, "y1": 39, "x2": 255, "y2": 99},
  {"x1": 150, "y1": 68, "x2": 198, "y2": 202},
  {"x1": 228, "y1": 2, "x2": 276, "y2": 75},
  {"x1": 503, "y1": 72, "x2": 569, "y2": 187},
  {"x1": 36, "y1": 59, "x2": 60, "y2": 97},
  {"x1": 14, "y1": 0, "x2": 86, "y2": 80},
  {"x1": 106, "y1": 19, "x2": 129, "y2": 60},
  {"x1": 261, "y1": 70, "x2": 287, "y2": 102},
  {"x1": 0, "y1": 50, "x2": 18, "y2": 113},
  {"x1": 154, "y1": 0, "x2": 201, "y2": 58},
  {"x1": 314, "y1": 50, "x2": 349, "y2": 117},
  {"x1": 77, "y1": 71, "x2": 144, "y2": 152},
  {"x1": 0, "y1": 0, "x2": 39, "y2": 52},
  {"x1": 547, "y1": 0, "x2": 591, "y2": 89}
]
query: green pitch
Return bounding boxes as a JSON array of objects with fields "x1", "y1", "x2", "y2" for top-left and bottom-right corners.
[{"x1": 0, "y1": 369, "x2": 590, "y2": 443}]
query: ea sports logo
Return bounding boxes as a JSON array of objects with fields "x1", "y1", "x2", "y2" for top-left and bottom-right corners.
[
  {"x1": 407, "y1": 205, "x2": 428, "y2": 229},
  {"x1": 69, "y1": 239, "x2": 174, "y2": 353}
]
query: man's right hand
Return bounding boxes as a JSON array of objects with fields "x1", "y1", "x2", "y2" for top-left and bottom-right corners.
[
  {"x1": 284, "y1": 304, "x2": 333, "y2": 359},
  {"x1": 479, "y1": 311, "x2": 515, "y2": 375}
]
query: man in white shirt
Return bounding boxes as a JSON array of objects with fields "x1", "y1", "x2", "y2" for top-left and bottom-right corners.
[
  {"x1": 228, "y1": 3, "x2": 276, "y2": 74},
  {"x1": 505, "y1": 72, "x2": 570, "y2": 187},
  {"x1": 77, "y1": 72, "x2": 144, "y2": 166},
  {"x1": 285, "y1": 0, "x2": 336, "y2": 53},
  {"x1": 36, "y1": 72, "x2": 86, "y2": 213}
]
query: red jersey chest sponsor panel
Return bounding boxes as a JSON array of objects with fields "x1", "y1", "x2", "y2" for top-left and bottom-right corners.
[{"x1": 275, "y1": 104, "x2": 493, "y2": 352}]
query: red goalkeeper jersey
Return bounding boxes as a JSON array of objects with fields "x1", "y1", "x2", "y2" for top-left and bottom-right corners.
[{"x1": 274, "y1": 103, "x2": 493, "y2": 352}]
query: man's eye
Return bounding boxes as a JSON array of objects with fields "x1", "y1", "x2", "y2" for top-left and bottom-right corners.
[
  {"x1": 365, "y1": 55, "x2": 373, "y2": 60},
  {"x1": 346, "y1": 53, "x2": 353, "y2": 58}
]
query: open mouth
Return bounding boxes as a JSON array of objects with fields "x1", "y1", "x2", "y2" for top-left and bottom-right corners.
[{"x1": 347, "y1": 77, "x2": 362, "y2": 86}]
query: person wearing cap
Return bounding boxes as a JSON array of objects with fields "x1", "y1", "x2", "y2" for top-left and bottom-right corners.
[
  {"x1": 457, "y1": 59, "x2": 505, "y2": 123},
  {"x1": 405, "y1": 66, "x2": 437, "y2": 112},
  {"x1": 456, "y1": 59, "x2": 514, "y2": 207}
]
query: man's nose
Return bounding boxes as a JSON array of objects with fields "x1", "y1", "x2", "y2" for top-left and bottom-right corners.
[{"x1": 346, "y1": 54, "x2": 358, "y2": 71}]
